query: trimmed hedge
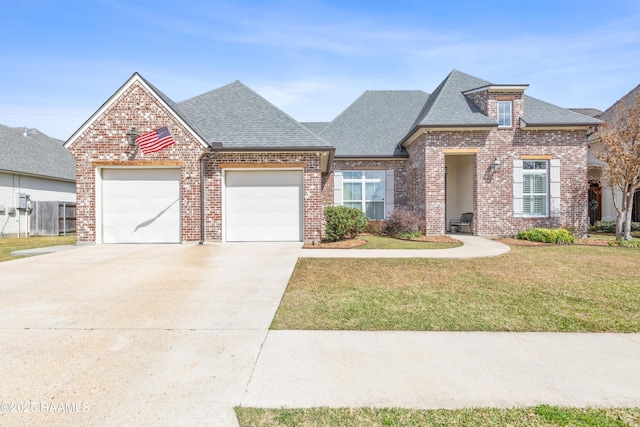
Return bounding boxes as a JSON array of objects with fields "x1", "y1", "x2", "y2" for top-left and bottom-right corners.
[
  {"x1": 590, "y1": 220, "x2": 640, "y2": 233},
  {"x1": 516, "y1": 228, "x2": 575, "y2": 245},
  {"x1": 324, "y1": 206, "x2": 369, "y2": 242}
]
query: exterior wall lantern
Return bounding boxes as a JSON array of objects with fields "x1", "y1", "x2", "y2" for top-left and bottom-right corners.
[
  {"x1": 490, "y1": 157, "x2": 501, "y2": 173},
  {"x1": 126, "y1": 127, "x2": 138, "y2": 146}
]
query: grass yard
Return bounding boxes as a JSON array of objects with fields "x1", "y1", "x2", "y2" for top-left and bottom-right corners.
[
  {"x1": 0, "y1": 235, "x2": 76, "y2": 262},
  {"x1": 272, "y1": 244, "x2": 640, "y2": 332},
  {"x1": 235, "y1": 406, "x2": 640, "y2": 427},
  {"x1": 357, "y1": 235, "x2": 461, "y2": 249}
]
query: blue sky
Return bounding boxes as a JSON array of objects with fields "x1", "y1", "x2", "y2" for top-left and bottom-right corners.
[{"x1": 1, "y1": 0, "x2": 639, "y2": 140}]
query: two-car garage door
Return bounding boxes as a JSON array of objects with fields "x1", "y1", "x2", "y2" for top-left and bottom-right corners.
[{"x1": 99, "y1": 168, "x2": 302, "y2": 243}]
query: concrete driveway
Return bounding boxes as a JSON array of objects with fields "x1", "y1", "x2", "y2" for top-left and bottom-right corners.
[{"x1": 0, "y1": 242, "x2": 302, "y2": 426}]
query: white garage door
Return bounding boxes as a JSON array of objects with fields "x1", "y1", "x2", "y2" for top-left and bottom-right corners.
[
  {"x1": 225, "y1": 170, "x2": 302, "y2": 242},
  {"x1": 101, "y1": 168, "x2": 180, "y2": 243}
]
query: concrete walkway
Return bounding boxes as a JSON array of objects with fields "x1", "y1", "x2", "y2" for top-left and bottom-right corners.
[
  {"x1": 243, "y1": 331, "x2": 640, "y2": 409},
  {"x1": 300, "y1": 234, "x2": 510, "y2": 258}
]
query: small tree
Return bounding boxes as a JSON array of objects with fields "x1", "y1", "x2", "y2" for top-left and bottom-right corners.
[{"x1": 593, "y1": 91, "x2": 640, "y2": 241}]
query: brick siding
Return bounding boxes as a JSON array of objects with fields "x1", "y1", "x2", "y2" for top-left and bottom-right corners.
[{"x1": 68, "y1": 82, "x2": 325, "y2": 243}]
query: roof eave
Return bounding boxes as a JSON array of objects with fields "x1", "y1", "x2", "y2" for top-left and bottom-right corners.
[
  {"x1": 0, "y1": 168, "x2": 76, "y2": 183},
  {"x1": 463, "y1": 84, "x2": 529, "y2": 95},
  {"x1": 208, "y1": 145, "x2": 335, "y2": 153},
  {"x1": 519, "y1": 119, "x2": 601, "y2": 130},
  {"x1": 334, "y1": 155, "x2": 409, "y2": 159},
  {"x1": 204, "y1": 145, "x2": 336, "y2": 173}
]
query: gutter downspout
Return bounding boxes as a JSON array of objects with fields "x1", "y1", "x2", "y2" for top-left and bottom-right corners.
[{"x1": 199, "y1": 155, "x2": 206, "y2": 245}]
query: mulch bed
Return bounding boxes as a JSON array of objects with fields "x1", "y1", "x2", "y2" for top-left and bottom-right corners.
[
  {"x1": 302, "y1": 234, "x2": 461, "y2": 249},
  {"x1": 303, "y1": 235, "x2": 614, "y2": 249},
  {"x1": 303, "y1": 239, "x2": 368, "y2": 249}
]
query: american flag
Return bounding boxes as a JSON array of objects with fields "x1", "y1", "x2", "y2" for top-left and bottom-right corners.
[{"x1": 135, "y1": 127, "x2": 175, "y2": 154}]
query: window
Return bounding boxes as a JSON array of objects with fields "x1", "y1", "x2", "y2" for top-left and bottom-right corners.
[
  {"x1": 522, "y1": 160, "x2": 548, "y2": 216},
  {"x1": 343, "y1": 170, "x2": 385, "y2": 219},
  {"x1": 497, "y1": 100, "x2": 512, "y2": 127}
]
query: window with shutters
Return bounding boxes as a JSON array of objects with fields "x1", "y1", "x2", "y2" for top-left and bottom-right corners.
[
  {"x1": 342, "y1": 170, "x2": 385, "y2": 220},
  {"x1": 522, "y1": 160, "x2": 548, "y2": 216}
]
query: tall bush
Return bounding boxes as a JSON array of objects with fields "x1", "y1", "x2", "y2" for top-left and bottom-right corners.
[
  {"x1": 386, "y1": 210, "x2": 423, "y2": 238},
  {"x1": 324, "y1": 206, "x2": 369, "y2": 242}
]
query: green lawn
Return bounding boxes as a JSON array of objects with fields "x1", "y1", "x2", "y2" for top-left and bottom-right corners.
[
  {"x1": 0, "y1": 235, "x2": 76, "y2": 262},
  {"x1": 357, "y1": 235, "x2": 461, "y2": 249},
  {"x1": 272, "y1": 244, "x2": 640, "y2": 332},
  {"x1": 236, "y1": 406, "x2": 640, "y2": 427}
]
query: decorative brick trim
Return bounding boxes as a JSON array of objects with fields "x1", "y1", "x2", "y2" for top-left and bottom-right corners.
[
  {"x1": 520, "y1": 155, "x2": 552, "y2": 160},
  {"x1": 443, "y1": 148, "x2": 479, "y2": 154}
]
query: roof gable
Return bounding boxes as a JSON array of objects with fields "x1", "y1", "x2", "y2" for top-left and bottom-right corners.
[
  {"x1": 414, "y1": 70, "x2": 496, "y2": 128},
  {"x1": 65, "y1": 73, "x2": 209, "y2": 149},
  {"x1": 318, "y1": 90, "x2": 429, "y2": 156},
  {"x1": 178, "y1": 81, "x2": 329, "y2": 148},
  {"x1": 1, "y1": 125, "x2": 75, "y2": 181}
]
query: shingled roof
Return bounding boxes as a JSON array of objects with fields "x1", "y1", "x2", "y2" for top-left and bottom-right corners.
[
  {"x1": 413, "y1": 70, "x2": 496, "y2": 128},
  {"x1": 520, "y1": 96, "x2": 602, "y2": 127},
  {"x1": 599, "y1": 84, "x2": 640, "y2": 123},
  {"x1": 317, "y1": 90, "x2": 429, "y2": 156},
  {"x1": 301, "y1": 122, "x2": 330, "y2": 135},
  {"x1": 178, "y1": 81, "x2": 330, "y2": 149},
  {"x1": 0, "y1": 125, "x2": 75, "y2": 181},
  {"x1": 567, "y1": 108, "x2": 603, "y2": 118}
]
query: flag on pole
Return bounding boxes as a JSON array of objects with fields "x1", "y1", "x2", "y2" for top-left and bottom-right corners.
[{"x1": 135, "y1": 126, "x2": 175, "y2": 154}]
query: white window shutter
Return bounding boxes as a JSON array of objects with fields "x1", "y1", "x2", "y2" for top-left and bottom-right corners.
[
  {"x1": 513, "y1": 160, "x2": 523, "y2": 217},
  {"x1": 333, "y1": 170, "x2": 343, "y2": 205},
  {"x1": 385, "y1": 169, "x2": 395, "y2": 218},
  {"x1": 550, "y1": 159, "x2": 561, "y2": 217}
]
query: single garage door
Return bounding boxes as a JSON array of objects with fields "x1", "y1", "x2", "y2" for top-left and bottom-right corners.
[
  {"x1": 101, "y1": 168, "x2": 180, "y2": 243},
  {"x1": 225, "y1": 170, "x2": 302, "y2": 242}
]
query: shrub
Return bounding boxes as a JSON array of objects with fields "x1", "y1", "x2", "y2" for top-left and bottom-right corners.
[
  {"x1": 609, "y1": 239, "x2": 640, "y2": 248},
  {"x1": 324, "y1": 206, "x2": 369, "y2": 242},
  {"x1": 591, "y1": 220, "x2": 640, "y2": 233},
  {"x1": 364, "y1": 220, "x2": 387, "y2": 236},
  {"x1": 386, "y1": 210, "x2": 423, "y2": 238},
  {"x1": 516, "y1": 228, "x2": 575, "y2": 245}
]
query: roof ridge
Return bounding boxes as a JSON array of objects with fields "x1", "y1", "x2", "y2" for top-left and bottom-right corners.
[
  {"x1": 318, "y1": 91, "x2": 369, "y2": 137},
  {"x1": 235, "y1": 82, "x2": 330, "y2": 145},
  {"x1": 411, "y1": 70, "x2": 454, "y2": 127},
  {"x1": 177, "y1": 80, "x2": 244, "y2": 104},
  {"x1": 599, "y1": 83, "x2": 640, "y2": 118}
]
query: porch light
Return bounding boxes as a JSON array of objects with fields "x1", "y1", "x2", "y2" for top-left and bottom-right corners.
[
  {"x1": 126, "y1": 127, "x2": 137, "y2": 146},
  {"x1": 490, "y1": 157, "x2": 501, "y2": 173}
]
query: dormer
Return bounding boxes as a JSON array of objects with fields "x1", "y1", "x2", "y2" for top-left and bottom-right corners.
[{"x1": 463, "y1": 84, "x2": 529, "y2": 129}]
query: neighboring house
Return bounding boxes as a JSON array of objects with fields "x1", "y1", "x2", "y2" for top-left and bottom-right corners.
[
  {"x1": 0, "y1": 125, "x2": 76, "y2": 237},
  {"x1": 64, "y1": 70, "x2": 600, "y2": 244},
  {"x1": 583, "y1": 85, "x2": 640, "y2": 224}
]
